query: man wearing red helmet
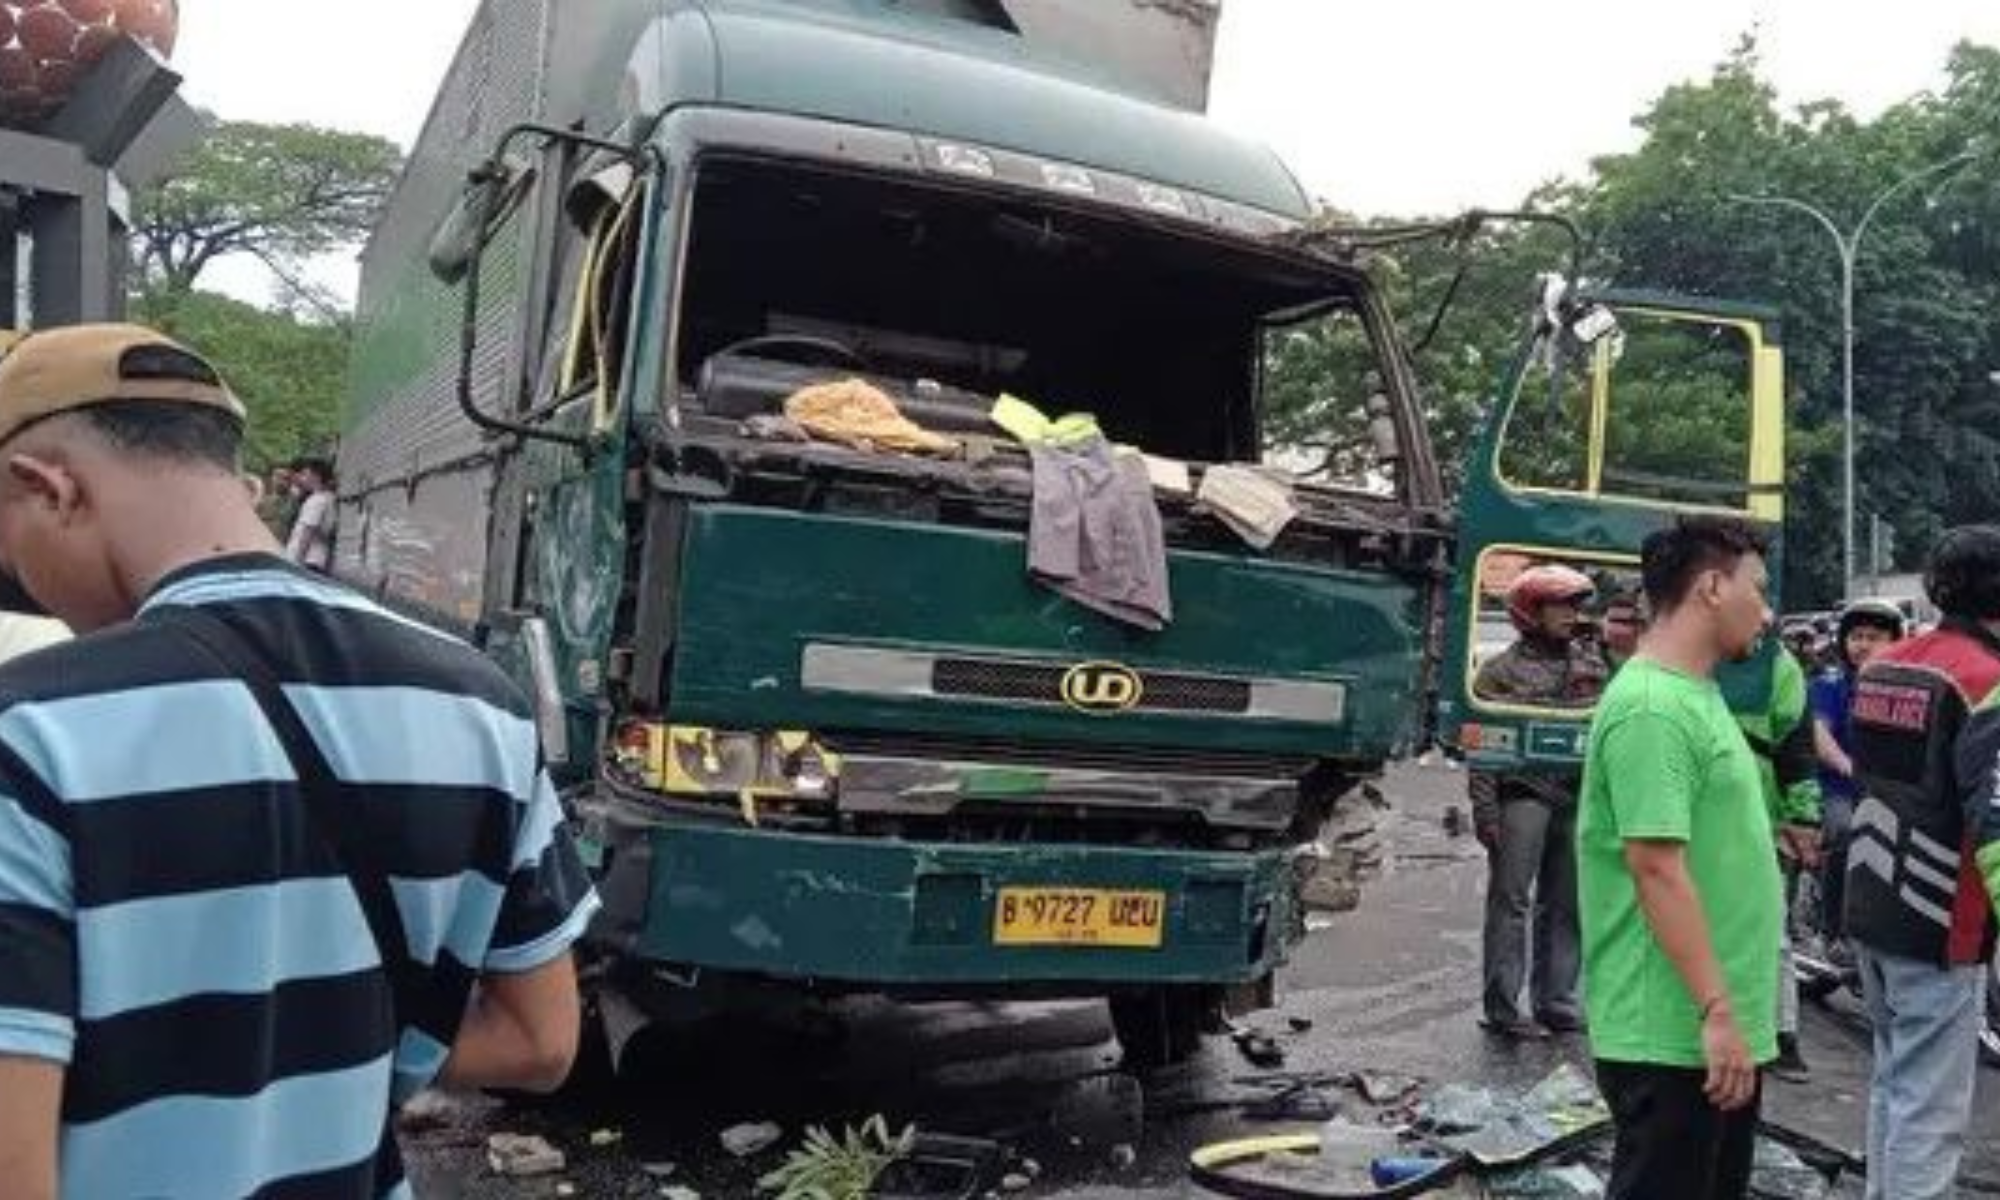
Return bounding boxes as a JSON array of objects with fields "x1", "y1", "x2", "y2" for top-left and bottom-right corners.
[{"x1": 1470, "y1": 563, "x2": 1608, "y2": 1038}]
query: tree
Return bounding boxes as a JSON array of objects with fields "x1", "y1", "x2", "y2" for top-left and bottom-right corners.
[
  {"x1": 131, "y1": 120, "x2": 402, "y2": 298},
  {"x1": 133, "y1": 289, "x2": 349, "y2": 472}
]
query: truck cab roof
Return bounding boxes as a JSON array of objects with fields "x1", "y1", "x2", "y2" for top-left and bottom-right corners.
[{"x1": 637, "y1": 0, "x2": 1312, "y2": 219}]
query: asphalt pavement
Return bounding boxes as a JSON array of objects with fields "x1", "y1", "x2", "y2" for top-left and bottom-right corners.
[{"x1": 401, "y1": 762, "x2": 2000, "y2": 1197}]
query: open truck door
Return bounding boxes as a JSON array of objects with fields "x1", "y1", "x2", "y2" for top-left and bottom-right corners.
[{"x1": 1438, "y1": 286, "x2": 1787, "y2": 768}]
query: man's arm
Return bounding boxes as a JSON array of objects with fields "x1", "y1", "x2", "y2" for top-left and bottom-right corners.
[
  {"x1": 438, "y1": 955, "x2": 580, "y2": 1093},
  {"x1": 0, "y1": 1057, "x2": 61, "y2": 1200},
  {"x1": 1813, "y1": 718, "x2": 1854, "y2": 778},
  {"x1": 1808, "y1": 676, "x2": 1854, "y2": 777},
  {"x1": 442, "y1": 767, "x2": 600, "y2": 1094},
  {"x1": 1772, "y1": 714, "x2": 1823, "y2": 864},
  {"x1": 1624, "y1": 840, "x2": 1757, "y2": 1110}
]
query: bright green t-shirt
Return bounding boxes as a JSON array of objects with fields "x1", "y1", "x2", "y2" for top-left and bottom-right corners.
[{"x1": 1577, "y1": 657, "x2": 1782, "y2": 1068}]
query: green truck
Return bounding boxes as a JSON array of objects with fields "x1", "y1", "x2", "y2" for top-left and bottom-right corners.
[{"x1": 339, "y1": 0, "x2": 1784, "y2": 1067}]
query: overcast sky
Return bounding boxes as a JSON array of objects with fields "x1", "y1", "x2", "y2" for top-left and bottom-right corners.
[{"x1": 169, "y1": 0, "x2": 1999, "y2": 300}]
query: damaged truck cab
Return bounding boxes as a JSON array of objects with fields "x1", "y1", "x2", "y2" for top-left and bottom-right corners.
[{"x1": 341, "y1": 0, "x2": 1450, "y2": 1064}]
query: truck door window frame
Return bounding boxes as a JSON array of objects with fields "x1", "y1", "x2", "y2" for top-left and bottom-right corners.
[{"x1": 1491, "y1": 307, "x2": 1783, "y2": 523}]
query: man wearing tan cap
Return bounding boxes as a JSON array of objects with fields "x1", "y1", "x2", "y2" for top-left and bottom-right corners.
[{"x1": 0, "y1": 325, "x2": 596, "y2": 1199}]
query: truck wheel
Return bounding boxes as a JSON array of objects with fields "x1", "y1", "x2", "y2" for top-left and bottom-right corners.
[{"x1": 1110, "y1": 989, "x2": 1207, "y2": 1070}]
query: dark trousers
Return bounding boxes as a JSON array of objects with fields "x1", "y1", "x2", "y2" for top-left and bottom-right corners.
[
  {"x1": 1596, "y1": 1060, "x2": 1761, "y2": 1200},
  {"x1": 1482, "y1": 797, "x2": 1581, "y2": 1023}
]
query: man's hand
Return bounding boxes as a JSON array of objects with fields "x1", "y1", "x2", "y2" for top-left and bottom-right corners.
[
  {"x1": 1700, "y1": 1002, "x2": 1757, "y2": 1111},
  {"x1": 1778, "y1": 824, "x2": 1821, "y2": 869}
]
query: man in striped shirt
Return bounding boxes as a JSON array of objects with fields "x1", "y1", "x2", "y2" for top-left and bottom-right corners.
[{"x1": 0, "y1": 324, "x2": 599, "y2": 1199}]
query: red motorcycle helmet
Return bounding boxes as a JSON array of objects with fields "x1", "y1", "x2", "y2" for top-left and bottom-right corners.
[{"x1": 1506, "y1": 564, "x2": 1596, "y2": 634}]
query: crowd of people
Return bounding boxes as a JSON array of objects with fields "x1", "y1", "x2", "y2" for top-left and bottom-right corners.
[{"x1": 1474, "y1": 518, "x2": 2000, "y2": 1200}]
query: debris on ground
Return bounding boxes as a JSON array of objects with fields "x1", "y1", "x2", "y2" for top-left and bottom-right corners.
[
  {"x1": 658, "y1": 1187, "x2": 701, "y2": 1200},
  {"x1": 757, "y1": 1116, "x2": 917, "y2": 1199},
  {"x1": 1238, "y1": 1073, "x2": 1342, "y2": 1123},
  {"x1": 1000, "y1": 1173, "x2": 1032, "y2": 1193},
  {"x1": 721, "y1": 1121, "x2": 786, "y2": 1158},
  {"x1": 1287, "y1": 1016, "x2": 1314, "y2": 1033},
  {"x1": 394, "y1": 1090, "x2": 457, "y2": 1135},
  {"x1": 1228, "y1": 1022, "x2": 1287, "y2": 1069},
  {"x1": 1191, "y1": 1061, "x2": 1864, "y2": 1198},
  {"x1": 554, "y1": 1183, "x2": 577, "y2": 1198},
  {"x1": 485, "y1": 1132, "x2": 567, "y2": 1178},
  {"x1": 589, "y1": 1127, "x2": 624, "y2": 1148},
  {"x1": 640, "y1": 1161, "x2": 677, "y2": 1179},
  {"x1": 1355, "y1": 1070, "x2": 1424, "y2": 1107},
  {"x1": 1108, "y1": 1143, "x2": 1137, "y2": 1170}
]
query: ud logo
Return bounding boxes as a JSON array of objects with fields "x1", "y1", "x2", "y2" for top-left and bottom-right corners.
[{"x1": 1060, "y1": 662, "x2": 1144, "y2": 714}]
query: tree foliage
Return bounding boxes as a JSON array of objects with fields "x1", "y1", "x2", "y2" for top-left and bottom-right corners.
[
  {"x1": 131, "y1": 120, "x2": 402, "y2": 298},
  {"x1": 132, "y1": 289, "x2": 347, "y2": 473},
  {"x1": 1266, "y1": 36, "x2": 2000, "y2": 607}
]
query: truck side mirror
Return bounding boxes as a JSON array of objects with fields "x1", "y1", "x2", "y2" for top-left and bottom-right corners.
[{"x1": 427, "y1": 157, "x2": 536, "y2": 285}]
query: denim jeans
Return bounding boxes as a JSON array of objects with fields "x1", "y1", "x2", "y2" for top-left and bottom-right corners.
[
  {"x1": 1482, "y1": 797, "x2": 1580, "y2": 1024},
  {"x1": 1856, "y1": 946, "x2": 1984, "y2": 1200}
]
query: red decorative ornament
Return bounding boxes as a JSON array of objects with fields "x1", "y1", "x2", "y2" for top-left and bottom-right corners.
[{"x1": 0, "y1": 0, "x2": 176, "y2": 128}]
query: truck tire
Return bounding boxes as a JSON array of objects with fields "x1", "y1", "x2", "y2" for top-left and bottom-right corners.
[{"x1": 1110, "y1": 989, "x2": 1207, "y2": 1070}]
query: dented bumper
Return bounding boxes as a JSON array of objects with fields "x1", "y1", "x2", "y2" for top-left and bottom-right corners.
[{"x1": 606, "y1": 822, "x2": 1296, "y2": 986}]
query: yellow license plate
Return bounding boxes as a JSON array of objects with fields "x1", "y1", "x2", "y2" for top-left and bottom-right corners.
[{"x1": 993, "y1": 887, "x2": 1166, "y2": 948}]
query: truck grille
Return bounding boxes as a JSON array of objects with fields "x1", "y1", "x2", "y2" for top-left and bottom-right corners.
[
  {"x1": 931, "y1": 657, "x2": 1252, "y2": 714},
  {"x1": 824, "y1": 731, "x2": 1313, "y2": 780},
  {"x1": 801, "y1": 644, "x2": 1346, "y2": 724}
]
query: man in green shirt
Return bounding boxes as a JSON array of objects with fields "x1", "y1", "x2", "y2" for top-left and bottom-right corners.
[{"x1": 1577, "y1": 516, "x2": 1781, "y2": 1200}]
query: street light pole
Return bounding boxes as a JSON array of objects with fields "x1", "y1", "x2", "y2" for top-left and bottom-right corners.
[{"x1": 1728, "y1": 151, "x2": 1977, "y2": 598}]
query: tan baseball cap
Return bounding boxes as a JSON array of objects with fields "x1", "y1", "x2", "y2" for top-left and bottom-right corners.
[{"x1": 0, "y1": 323, "x2": 246, "y2": 448}]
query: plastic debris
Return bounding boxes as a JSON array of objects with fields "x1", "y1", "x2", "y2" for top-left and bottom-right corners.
[
  {"x1": 485, "y1": 1133, "x2": 566, "y2": 1178},
  {"x1": 1487, "y1": 1162, "x2": 1606, "y2": 1197},
  {"x1": 394, "y1": 1090, "x2": 456, "y2": 1135},
  {"x1": 720, "y1": 1121, "x2": 785, "y2": 1158},
  {"x1": 589, "y1": 1127, "x2": 624, "y2": 1148},
  {"x1": 1355, "y1": 1070, "x2": 1424, "y2": 1107}
]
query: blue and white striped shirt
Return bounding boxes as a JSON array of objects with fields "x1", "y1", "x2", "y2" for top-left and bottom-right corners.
[{"x1": 0, "y1": 555, "x2": 599, "y2": 1199}]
